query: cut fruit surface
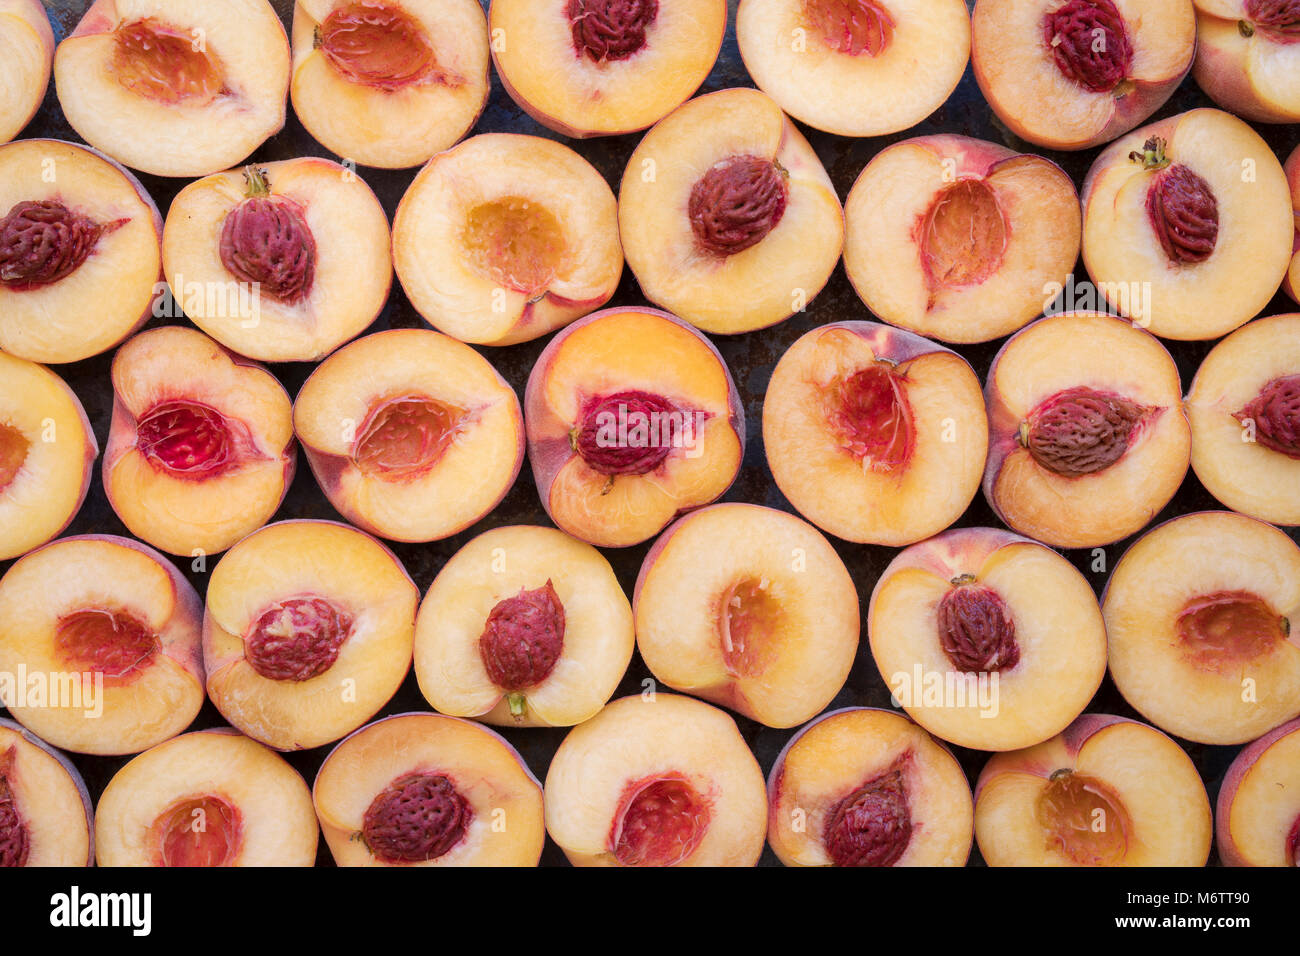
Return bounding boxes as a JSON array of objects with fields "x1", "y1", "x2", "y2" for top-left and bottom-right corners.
[
  {"x1": 0, "y1": 0, "x2": 54, "y2": 145},
  {"x1": 1216, "y1": 716, "x2": 1300, "y2": 866},
  {"x1": 0, "y1": 718, "x2": 94, "y2": 866},
  {"x1": 1193, "y1": 0, "x2": 1300, "y2": 123}
]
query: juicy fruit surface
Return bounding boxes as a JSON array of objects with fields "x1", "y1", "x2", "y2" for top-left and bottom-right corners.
[
  {"x1": 55, "y1": 608, "x2": 158, "y2": 681},
  {"x1": 319, "y1": 3, "x2": 444, "y2": 90},
  {"x1": 353, "y1": 396, "x2": 466, "y2": 480},
  {"x1": 918, "y1": 178, "x2": 1006, "y2": 291},
  {"x1": 1037, "y1": 770, "x2": 1129, "y2": 865},
  {"x1": 610, "y1": 774, "x2": 709, "y2": 867},
  {"x1": 112, "y1": 18, "x2": 224, "y2": 106},
  {"x1": 136, "y1": 401, "x2": 235, "y2": 478},
  {"x1": 152, "y1": 795, "x2": 241, "y2": 867},
  {"x1": 804, "y1": 0, "x2": 895, "y2": 57},
  {"x1": 828, "y1": 363, "x2": 913, "y2": 469}
]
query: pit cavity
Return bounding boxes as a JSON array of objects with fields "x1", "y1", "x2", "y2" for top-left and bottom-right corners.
[
  {"x1": 718, "y1": 577, "x2": 781, "y2": 678},
  {"x1": 803, "y1": 0, "x2": 895, "y2": 57},
  {"x1": 688, "y1": 156, "x2": 788, "y2": 257},
  {"x1": 245, "y1": 596, "x2": 354, "y2": 682},
  {"x1": 1043, "y1": 0, "x2": 1134, "y2": 93},
  {"x1": 1037, "y1": 769, "x2": 1129, "y2": 865},
  {"x1": 918, "y1": 179, "x2": 1008, "y2": 295},
  {"x1": 462, "y1": 196, "x2": 566, "y2": 296},
  {"x1": 0, "y1": 423, "x2": 29, "y2": 494},
  {"x1": 112, "y1": 18, "x2": 224, "y2": 105},
  {"x1": 567, "y1": 0, "x2": 660, "y2": 62},
  {"x1": 152, "y1": 795, "x2": 242, "y2": 867},
  {"x1": 353, "y1": 394, "x2": 466, "y2": 480},
  {"x1": 55, "y1": 608, "x2": 158, "y2": 681},
  {"x1": 823, "y1": 760, "x2": 912, "y2": 867},
  {"x1": 1176, "y1": 590, "x2": 1288, "y2": 669},
  {"x1": 937, "y1": 581, "x2": 1020, "y2": 673},
  {"x1": 318, "y1": 2, "x2": 447, "y2": 90},
  {"x1": 1022, "y1": 386, "x2": 1148, "y2": 478},
  {"x1": 362, "y1": 772, "x2": 472, "y2": 864},
  {"x1": 0, "y1": 747, "x2": 29, "y2": 868},
  {"x1": 827, "y1": 362, "x2": 914, "y2": 471},
  {"x1": 137, "y1": 401, "x2": 236, "y2": 479},
  {"x1": 610, "y1": 774, "x2": 709, "y2": 867}
]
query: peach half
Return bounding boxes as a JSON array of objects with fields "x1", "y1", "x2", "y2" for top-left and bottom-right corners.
[
  {"x1": 983, "y1": 312, "x2": 1190, "y2": 549},
  {"x1": 291, "y1": 0, "x2": 490, "y2": 170},
  {"x1": 972, "y1": 0, "x2": 1195, "y2": 152},
  {"x1": 545, "y1": 694, "x2": 767, "y2": 867},
  {"x1": 54, "y1": 0, "x2": 290, "y2": 178},
  {"x1": 163, "y1": 158, "x2": 392, "y2": 364},
  {"x1": 1216, "y1": 716, "x2": 1300, "y2": 867},
  {"x1": 1286, "y1": 144, "x2": 1299, "y2": 305},
  {"x1": 617, "y1": 88, "x2": 843, "y2": 335},
  {"x1": 415, "y1": 525, "x2": 633, "y2": 727},
  {"x1": 104, "y1": 326, "x2": 296, "y2": 558},
  {"x1": 868, "y1": 527, "x2": 1107, "y2": 752},
  {"x1": 95, "y1": 728, "x2": 318, "y2": 867},
  {"x1": 974, "y1": 714, "x2": 1212, "y2": 866},
  {"x1": 767, "y1": 708, "x2": 973, "y2": 867},
  {"x1": 203, "y1": 520, "x2": 418, "y2": 751},
  {"x1": 0, "y1": 0, "x2": 53, "y2": 144},
  {"x1": 1081, "y1": 108, "x2": 1293, "y2": 340},
  {"x1": 314, "y1": 713, "x2": 544, "y2": 866},
  {"x1": 525, "y1": 308, "x2": 744, "y2": 549},
  {"x1": 0, "y1": 718, "x2": 94, "y2": 867},
  {"x1": 0, "y1": 138, "x2": 161, "y2": 365},
  {"x1": 294, "y1": 329, "x2": 524, "y2": 543},
  {"x1": 844, "y1": 134, "x2": 1081, "y2": 344},
  {"x1": 1185, "y1": 313, "x2": 1300, "y2": 526},
  {"x1": 763, "y1": 321, "x2": 987, "y2": 547},
  {"x1": 1193, "y1": 0, "x2": 1300, "y2": 123},
  {"x1": 737, "y1": 0, "x2": 970, "y2": 138},
  {"x1": 392, "y1": 133, "x2": 622, "y2": 347},
  {"x1": 0, "y1": 353, "x2": 97, "y2": 562},
  {"x1": 633, "y1": 503, "x2": 859, "y2": 729},
  {"x1": 1103, "y1": 511, "x2": 1300, "y2": 746},
  {"x1": 490, "y1": 0, "x2": 727, "y2": 139},
  {"x1": 0, "y1": 535, "x2": 204, "y2": 756}
]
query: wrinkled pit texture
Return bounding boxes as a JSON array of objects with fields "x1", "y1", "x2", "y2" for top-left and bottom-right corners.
[
  {"x1": 610, "y1": 774, "x2": 709, "y2": 866},
  {"x1": 479, "y1": 580, "x2": 566, "y2": 691},
  {"x1": 1147, "y1": 164, "x2": 1219, "y2": 266},
  {"x1": 688, "y1": 156, "x2": 788, "y2": 257},
  {"x1": 567, "y1": 0, "x2": 660, "y2": 63},
  {"x1": 245, "y1": 596, "x2": 354, "y2": 682},
  {"x1": 1023, "y1": 386, "x2": 1148, "y2": 477},
  {"x1": 1043, "y1": 0, "x2": 1134, "y2": 93},
  {"x1": 220, "y1": 195, "x2": 317, "y2": 304},
  {"x1": 112, "y1": 18, "x2": 225, "y2": 105},
  {"x1": 1235, "y1": 375, "x2": 1300, "y2": 459},
  {"x1": 573, "y1": 389, "x2": 683, "y2": 477},
  {"x1": 937, "y1": 583, "x2": 1020, "y2": 673},
  {"x1": 362, "y1": 772, "x2": 472, "y2": 864},
  {"x1": 0, "y1": 748, "x2": 28, "y2": 868},
  {"x1": 823, "y1": 761, "x2": 912, "y2": 867},
  {"x1": 55, "y1": 608, "x2": 159, "y2": 681},
  {"x1": 0, "y1": 200, "x2": 106, "y2": 290}
]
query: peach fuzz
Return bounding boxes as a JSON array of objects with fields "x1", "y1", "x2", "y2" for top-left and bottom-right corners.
[
  {"x1": 54, "y1": 0, "x2": 290, "y2": 178},
  {"x1": 767, "y1": 708, "x2": 973, "y2": 867},
  {"x1": 525, "y1": 307, "x2": 744, "y2": 549},
  {"x1": 1192, "y1": 0, "x2": 1300, "y2": 123},
  {"x1": 545, "y1": 694, "x2": 767, "y2": 866},
  {"x1": 291, "y1": 0, "x2": 490, "y2": 170},
  {"x1": 1081, "y1": 108, "x2": 1293, "y2": 340},
  {"x1": 975, "y1": 714, "x2": 1212, "y2": 866},
  {"x1": 392, "y1": 133, "x2": 622, "y2": 347},
  {"x1": 844, "y1": 134, "x2": 1081, "y2": 344},
  {"x1": 490, "y1": 0, "x2": 727, "y2": 139},
  {"x1": 0, "y1": 534, "x2": 205, "y2": 756},
  {"x1": 868, "y1": 527, "x2": 1107, "y2": 752},
  {"x1": 202, "y1": 520, "x2": 418, "y2": 751},
  {"x1": 0, "y1": 0, "x2": 53, "y2": 144},
  {"x1": 1285, "y1": 144, "x2": 1299, "y2": 305},
  {"x1": 1216, "y1": 716, "x2": 1300, "y2": 867},
  {"x1": 104, "y1": 326, "x2": 296, "y2": 558},
  {"x1": 0, "y1": 718, "x2": 94, "y2": 867},
  {"x1": 0, "y1": 353, "x2": 97, "y2": 562},
  {"x1": 163, "y1": 157, "x2": 392, "y2": 364},
  {"x1": 414, "y1": 525, "x2": 634, "y2": 727},
  {"x1": 738, "y1": 0, "x2": 969, "y2": 138},
  {"x1": 314, "y1": 712, "x2": 544, "y2": 866},
  {"x1": 1185, "y1": 313, "x2": 1300, "y2": 526},
  {"x1": 763, "y1": 321, "x2": 987, "y2": 547},
  {"x1": 0, "y1": 138, "x2": 161, "y2": 365},
  {"x1": 95, "y1": 728, "x2": 318, "y2": 867},
  {"x1": 294, "y1": 329, "x2": 524, "y2": 544},
  {"x1": 972, "y1": 0, "x2": 1195, "y2": 151},
  {"x1": 983, "y1": 312, "x2": 1190, "y2": 549},
  {"x1": 1103, "y1": 511, "x2": 1300, "y2": 746},
  {"x1": 633, "y1": 503, "x2": 859, "y2": 729},
  {"x1": 617, "y1": 87, "x2": 843, "y2": 335}
]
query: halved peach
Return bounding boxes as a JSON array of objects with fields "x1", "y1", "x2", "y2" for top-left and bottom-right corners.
[
  {"x1": 633, "y1": 503, "x2": 859, "y2": 728},
  {"x1": 294, "y1": 329, "x2": 524, "y2": 543},
  {"x1": 163, "y1": 157, "x2": 392, "y2": 363},
  {"x1": 763, "y1": 321, "x2": 987, "y2": 546},
  {"x1": 1186, "y1": 313, "x2": 1300, "y2": 526},
  {"x1": 767, "y1": 708, "x2": 973, "y2": 867},
  {"x1": 393, "y1": 133, "x2": 622, "y2": 346},
  {"x1": 869, "y1": 527, "x2": 1107, "y2": 752},
  {"x1": 0, "y1": 0, "x2": 53, "y2": 144},
  {"x1": 490, "y1": 0, "x2": 727, "y2": 139},
  {"x1": 0, "y1": 353, "x2": 97, "y2": 562},
  {"x1": 737, "y1": 0, "x2": 970, "y2": 137},
  {"x1": 414, "y1": 525, "x2": 634, "y2": 727},
  {"x1": 1081, "y1": 108, "x2": 1293, "y2": 340},
  {"x1": 1216, "y1": 716, "x2": 1300, "y2": 867},
  {"x1": 975, "y1": 714, "x2": 1212, "y2": 866},
  {"x1": 618, "y1": 88, "x2": 843, "y2": 335},
  {"x1": 545, "y1": 694, "x2": 767, "y2": 867},
  {"x1": 1193, "y1": 0, "x2": 1300, "y2": 123},
  {"x1": 1285, "y1": 144, "x2": 1299, "y2": 304},
  {"x1": 0, "y1": 534, "x2": 204, "y2": 756},
  {"x1": 291, "y1": 0, "x2": 489, "y2": 169},
  {"x1": 983, "y1": 312, "x2": 1190, "y2": 549},
  {"x1": 844, "y1": 134, "x2": 1080, "y2": 344},
  {"x1": 0, "y1": 138, "x2": 161, "y2": 364},
  {"x1": 0, "y1": 718, "x2": 94, "y2": 867},
  {"x1": 104, "y1": 326, "x2": 296, "y2": 558},
  {"x1": 54, "y1": 0, "x2": 291, "y2": 177},
  {"x1": 95, "y1": 728, "x2": 317, "y2": 866},
  {"x1": 202, "y1": 520, "x2": 418, "y2": 751},
  {"x1": 525, "y1": 307, "x2": 744, "y2": 549},
  {"x1": 1103, "y1": 511, "x2": 1300, "y2": 745},
  {"x1": 314, "y1": 712, "x2": 544, "y2": 866}
]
